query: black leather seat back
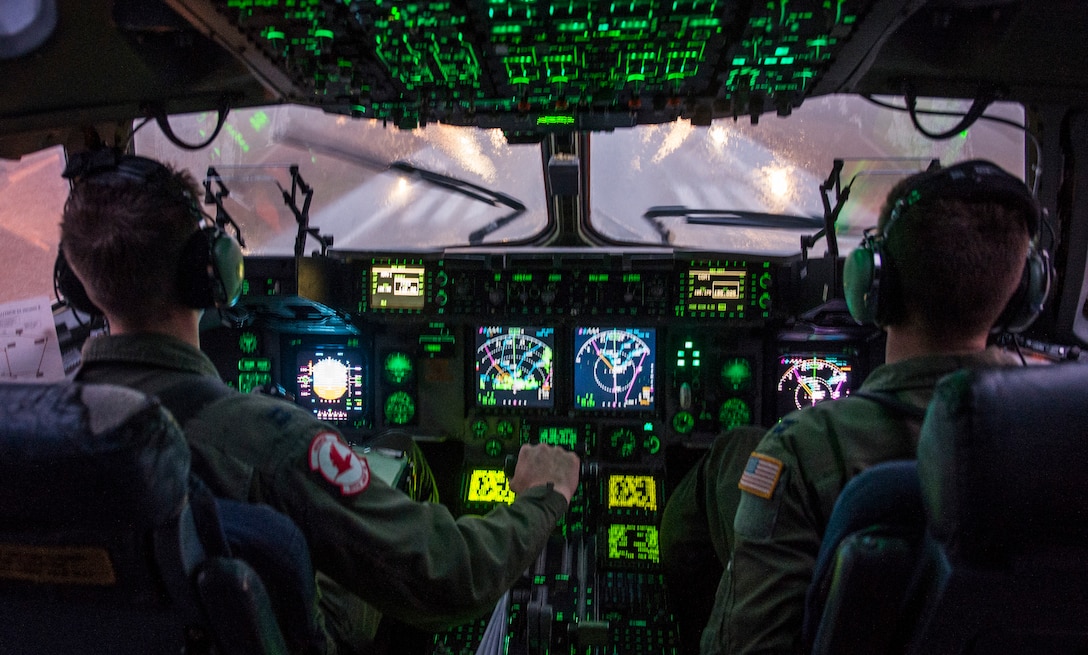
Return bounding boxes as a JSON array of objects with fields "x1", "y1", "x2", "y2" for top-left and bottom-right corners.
[
  {"x1": 910, "y1": 364, "x2": 1088, "y2": 654},
  {"x1": 0, "y1": 382, "x2": 312, "y2": 655}
]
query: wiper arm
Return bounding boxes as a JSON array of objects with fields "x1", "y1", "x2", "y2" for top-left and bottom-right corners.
[
  {"x1": 644, "y1": 206, "x2": 824, "y2": 243},
  {"x1": 388, "y1": 161, "x2": 526, "y2": 245}
]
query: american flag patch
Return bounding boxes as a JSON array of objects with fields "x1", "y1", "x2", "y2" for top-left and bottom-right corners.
[{"x1": 738, "y1": 453, "x2": 784, "y2": 499}]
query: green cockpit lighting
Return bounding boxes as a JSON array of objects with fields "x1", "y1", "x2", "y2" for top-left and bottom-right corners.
[
  {"x1": 383, "y1": 351, "x2": 414, "y2": 385},
  {"x1": 202, "y1": 0, "x2": 866, "y2": 130}
]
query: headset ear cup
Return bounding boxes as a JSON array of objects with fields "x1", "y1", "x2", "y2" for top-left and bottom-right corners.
[
  {"x1": 54, "y1": 248, "x2": 103, "y2": 316},
  {"x1": 993, "y1": 246, "x2": 1053, "y2": 334},
  {"x1": 843, "y1": 242, "x2": 880, "y2": 325},
  {"x1": 210, "y1": 228, "x2": 245, "y2": 307},
  {"x1": 177, "y1": 227, "x2": 245, "y2": 309}
]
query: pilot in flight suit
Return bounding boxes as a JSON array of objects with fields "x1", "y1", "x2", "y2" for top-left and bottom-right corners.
[
  {"x1": 75, "y1": 332, "x2": 571, "y2": 653},
  {"x1": 663, "y1": 159, "x2": 1042, "y2": 654},
  {"x1": 701, "y1": 348, "x2": 1020, "y2": 653},
  {"x1": 59, "y1": 151, "x2": 581, "y2": 655}
]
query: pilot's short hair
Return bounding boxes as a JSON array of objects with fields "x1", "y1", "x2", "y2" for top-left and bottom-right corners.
[
  {"x1": 876, "y1": 170, "x2": 1032, "y2": 338},
  {"x1": 60, "y1": 160, "x2": 202, "y2": 326}
]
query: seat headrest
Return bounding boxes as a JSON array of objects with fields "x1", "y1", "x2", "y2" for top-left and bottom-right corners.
[
  {"x1": 0, "y1": 383, "x2": 190, "y2": 528},
  {"x1": 917, "y1": 364, "x2": 1088, "y2": 558}
]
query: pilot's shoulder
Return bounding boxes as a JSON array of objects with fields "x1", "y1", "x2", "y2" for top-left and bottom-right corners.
[
  {"x1": 759, "y1": 395, "x2": 880, "y2": 458},
  {"x1": 193, "y1": 390, "x2": 337, "y2": 445}
]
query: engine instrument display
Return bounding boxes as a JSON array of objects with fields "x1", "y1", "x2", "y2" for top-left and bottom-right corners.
[
  {"x1": 463, "y1": 468, "x2": 515, "y2": 507},
  {"x1": 605, "y1": 473, "x2": 660, "y2": 512},
  {"x1": 604, "y1": 522, "x2": 661, "y2": 567},
  {"x1": 775, "y1": 352, "x2": 854, "y2": 416},
  {"x1": 573, "y1": 327, "x2": 656, "y2": 411},
  {"x1": 475, "y1": 326, "x2": 555, "y2": 408}
]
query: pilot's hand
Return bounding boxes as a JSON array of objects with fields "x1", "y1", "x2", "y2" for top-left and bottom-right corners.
[{"x1": 509, "y1": 443, "x2": 580, "y2": 503}]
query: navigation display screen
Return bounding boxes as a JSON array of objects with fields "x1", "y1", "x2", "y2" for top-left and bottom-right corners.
[
  {"x1": 573, "y1": 327, "x2": 655, "y2": 411},
  {"x1": 775, "y1": 351, "x2": 854, "y2": 417},
  {"x1": 475, "y1": 326, "x2": 555, "y2": 408}
]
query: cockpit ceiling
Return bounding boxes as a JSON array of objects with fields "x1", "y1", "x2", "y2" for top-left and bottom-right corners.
[
  {"x1": 164, "y1": 0, "x2": 878, "y2": 134},
  {"x1": 0, "y1": 0, "x2": 1086, "y2": 154}
]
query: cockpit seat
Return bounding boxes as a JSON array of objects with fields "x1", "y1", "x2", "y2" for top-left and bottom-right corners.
[
  {"x1": 0, "y1": 382, "x2": 323, "y2": 655},
  {"x1": 802, "y1": 459, "x2": 925, "y2": 654},
  {"x1": 805, "y1": 363, "x2": 1088, "y2": 654}
]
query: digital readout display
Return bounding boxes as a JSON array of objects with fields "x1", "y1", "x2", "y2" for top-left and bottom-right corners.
[
  {"x1": 370, "y1": 264, "x2": 425, "y2": 310},
  {"x1": 464, "y1": 468, "x2": 515, "y2": 505},
  {"x1": 475, "y1": 326, "x2": 554, "y2": 408},
  {"x1": 606, "y1": 473, "x2": 659, "y2": 512},
  {"x1": 686, "y1": 268, "x2": 746, "y2": 314},
  {"x1": 605, "y1": 523, "x2": 660, "y2": 566}
]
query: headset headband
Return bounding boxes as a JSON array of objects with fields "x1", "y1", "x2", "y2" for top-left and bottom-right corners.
[{"x1": 884, "y1": 159, "x2": 1040, "y2": 239}]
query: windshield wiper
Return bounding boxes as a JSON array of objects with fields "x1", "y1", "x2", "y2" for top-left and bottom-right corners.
[
  {"x1": 278, "y1": 132, "x2": 528, "y2": 246},
  {"x1": 643, "y1": 206, "x2": 824, "y2": 244},
  {"x1": 388, "y1": 161, "x2": 526, "y2": 245}
]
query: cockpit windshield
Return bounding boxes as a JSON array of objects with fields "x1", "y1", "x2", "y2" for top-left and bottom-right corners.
[
  {"x1": 1, "y1": 95, "x2": 1025, "y2": 303},
  {"x1": 134, "y1": 105, "x2": 550, "y2": 252},
  {"x1": 589, "y1": 96, "x2": 1027, "y2": 253}
]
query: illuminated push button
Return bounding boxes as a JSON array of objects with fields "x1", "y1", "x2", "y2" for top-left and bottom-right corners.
[{"x1": 239, "y1": 331, "x2": 258, "y2": 354}]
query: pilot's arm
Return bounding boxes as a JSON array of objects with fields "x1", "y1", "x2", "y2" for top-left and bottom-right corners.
[
  {"x1": 279, "y1": 437, "x2": 574, "y2": 631},
  {"x1": 715, "y1": 413, "x2": 842, "y2": 654},
  {"x1": 187, "y1": 394, "x2": 578, "y2": 636}
]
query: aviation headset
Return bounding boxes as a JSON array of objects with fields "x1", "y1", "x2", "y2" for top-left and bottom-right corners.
[
  {"x1": 842, "y1": 159, "x2": 1052, "y2": 334},
  {"x1": 55, "y1": 151, "x2": 244, "y2": 316}
]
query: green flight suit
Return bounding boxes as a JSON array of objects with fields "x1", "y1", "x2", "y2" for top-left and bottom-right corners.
[
  {"x1": 713, "y1": 350, "x2": 1018, "y2": 648},
  {"x1": 689, "y1": 349, "x2": 1020, "y2": 654},
  {"x1": 76, "y1": 333, "x2": 569, "y2": 654}
]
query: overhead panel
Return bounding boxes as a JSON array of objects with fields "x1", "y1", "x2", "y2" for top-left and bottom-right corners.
[{"x1": 173, "y1": 0, "x2": 875, "y2": 134}]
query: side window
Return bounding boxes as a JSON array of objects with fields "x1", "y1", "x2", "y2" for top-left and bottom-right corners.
[{"x1": 0, "y1": 146, "x2": 68, "y2": 305}]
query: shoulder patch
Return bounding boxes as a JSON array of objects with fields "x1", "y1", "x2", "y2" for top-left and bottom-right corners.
[
  {"x1": 738, "y1": 453, "x2": 784, "y2": 499},
  {"x1": 309, "y1": 432, "x2": 370, "y2": 496}
]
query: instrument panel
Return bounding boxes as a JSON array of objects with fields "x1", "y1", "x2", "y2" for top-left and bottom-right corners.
[{"x1": 201, "y1": 250, "x2": 880, "y2": 654}]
